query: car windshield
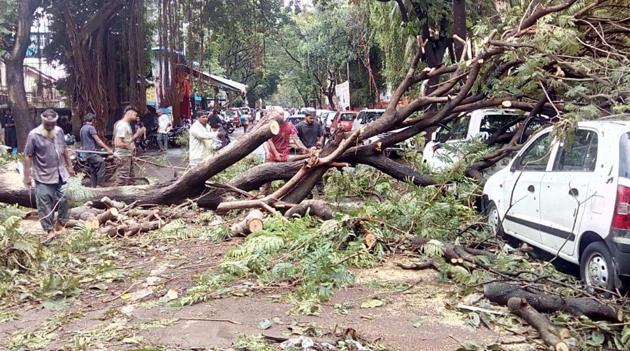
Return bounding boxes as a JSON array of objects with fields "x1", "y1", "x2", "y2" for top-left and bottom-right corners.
[
  {"x1": 620, "y1": 132, "x2": 630, "y2": 178},
  {"x1": 436, "y1": 116, "x2": 470, "y2": 142},
  {"x1": 340, "y1": 113, "x2": 355, "y2": 121},
  {"x1": 480, "y1": 114, "x2": 520, "y2": 133},
  {"x1": 359, "y1": 111, "x2": 384, "y2": 124}
]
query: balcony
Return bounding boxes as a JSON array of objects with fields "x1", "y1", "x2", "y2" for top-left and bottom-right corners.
[{"x1": 0, "y1": 85, "x2": 65, "y2": 109}]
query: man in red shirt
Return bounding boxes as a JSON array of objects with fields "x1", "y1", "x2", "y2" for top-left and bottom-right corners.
[{"x1": 265, "y1": 108, "x2": 307, "y2": 162}]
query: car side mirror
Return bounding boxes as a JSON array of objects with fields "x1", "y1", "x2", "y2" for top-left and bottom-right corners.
[{"x1": 431, "y1": 131, "x2": 438, "y2": 142}]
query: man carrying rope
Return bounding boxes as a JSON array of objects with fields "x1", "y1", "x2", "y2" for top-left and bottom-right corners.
[{"x1": 23, "y1": 109, "x2": 75, "y2": 244}]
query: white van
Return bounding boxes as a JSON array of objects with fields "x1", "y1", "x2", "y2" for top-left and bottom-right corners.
[
  {"x1": 423, "y1": 109, "x2": 524, "y2": 170},
  {"x1": 482, "y1": 120, "x2": 630, "y2": 290}
]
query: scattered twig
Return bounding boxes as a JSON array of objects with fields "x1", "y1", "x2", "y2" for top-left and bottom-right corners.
[{"x1": 177, "y1": 317, "x2": 242, "y2": 325}]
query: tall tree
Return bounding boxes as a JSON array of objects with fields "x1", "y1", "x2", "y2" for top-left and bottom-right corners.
[{"x1": 1, "y1": 0, "x2": 41, "y2": 150}]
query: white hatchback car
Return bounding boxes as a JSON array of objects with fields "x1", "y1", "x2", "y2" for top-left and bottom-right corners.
[{"x1": 483, "y1": 120, "x2": 630, "y2": 290}]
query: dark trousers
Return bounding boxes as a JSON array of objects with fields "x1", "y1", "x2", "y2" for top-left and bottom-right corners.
[
  {"x1": 85, "y1": 154, "x2": 106, "y2": 187},
  {"x1": 35, "y1": 181, "x2": 69, "y2": 232}
]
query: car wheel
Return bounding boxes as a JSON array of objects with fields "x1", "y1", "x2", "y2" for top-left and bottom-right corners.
[
  {"x1": 580, "y1": 241, "x2": 616, "y2": 291},
  {"x1": 485, "y1": 201, "x2": 504, "y2": 237}
]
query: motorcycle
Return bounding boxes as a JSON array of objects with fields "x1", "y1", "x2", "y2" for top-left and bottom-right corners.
[
  {"x1": 221, "y1": 120, "x2": 235, "y2": 134},
  {"x1": 168, "y1": 120, "x2": 191, "y2": 146}
]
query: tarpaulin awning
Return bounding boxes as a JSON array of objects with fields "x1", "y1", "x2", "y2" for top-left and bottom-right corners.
[{"x1": 176, "y1": 64, "x2": 247, "y2": 93}]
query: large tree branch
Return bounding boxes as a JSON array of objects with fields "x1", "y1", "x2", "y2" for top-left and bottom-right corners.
[{"x1": 516, "y1": 0, "x2": 579, "y2": 34}]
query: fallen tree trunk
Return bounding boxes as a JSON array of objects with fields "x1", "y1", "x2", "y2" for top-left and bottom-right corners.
[
  {"x1": 484, "y1": 282, "x2": 623, "y2": 322},
  {"x1": 0, "y1": 115, "x2": 282, "y2": 208},
  {"x1": 507, "y1": 297, "x2": 570, "y2": 351}
]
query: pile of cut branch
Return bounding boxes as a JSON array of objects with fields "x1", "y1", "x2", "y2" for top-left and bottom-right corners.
[{"x1": 61, "y1": 196, "x2": 198, "y2": 237}]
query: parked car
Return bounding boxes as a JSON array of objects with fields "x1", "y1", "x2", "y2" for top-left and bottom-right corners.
[
  {"x1": 286, "y1": 114, "x2": 306, "y2": 126},
  {"x1": 330, "y1": 111, "x2": 358, "y2": 134},
  {"x1": 423, "y1": 109, "x2": 547, "y2": 170},
  {"x1": 353, "y1": 109, "x2": 414, "y2": 156},
  {"x1": 316, "y1": 110, "x2": 336, "y2": 132},
  {"x1": 353, "y1": 109, "x2": 385, "y2": 131},
  {"x1": 482, "y1": 120, "x2": 630, "y2": 290}
]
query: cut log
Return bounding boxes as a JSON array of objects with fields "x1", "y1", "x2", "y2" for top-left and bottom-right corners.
[
  {"x1": 103, "y1": 220, "x2": 163, "y2": 237},
  {"x1": 284, "y1": 200, "x2": 333, "y2": 220},
  {"x1": 230, "y1": 209, "x2": 264, "y2": 236},
  {"x1": 96, "y1": 207, "x2": 119, "y2": 224},
  {"x1": 70, "y1": 206, "x2": 105, "y2": 221},
  {"x1": 99, "y1": 196, "x2": 126, "y2": 210},
  {"x1": 484, "y1": 282, "x2": 623, "y2": 322},
  {"x1": 507, "y1": 297, "x2": 570, "y2": 351}
]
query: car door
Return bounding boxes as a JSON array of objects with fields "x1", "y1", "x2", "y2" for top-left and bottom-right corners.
[
  {"x1": 538, "y1": 129, "x2": 599, "y2": 257},
  {"x1": 502, "y1": 131, "x2": 556, "y2": 244}
]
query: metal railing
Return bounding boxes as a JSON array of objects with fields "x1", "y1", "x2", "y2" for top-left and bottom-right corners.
[{"x1": 0, "y1": 86, "x2": 64, "y2": 108}]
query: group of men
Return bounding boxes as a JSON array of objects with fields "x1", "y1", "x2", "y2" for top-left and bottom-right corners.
[
  {"x1": 265, "y1": 108, "x2": 324, "y2": 162},
  {"x1": 20, "y1": 105, "x2": 324, "y2": 243},
  {"x1": 22, "y1": 107, "x2": 146, "y2": 243}
]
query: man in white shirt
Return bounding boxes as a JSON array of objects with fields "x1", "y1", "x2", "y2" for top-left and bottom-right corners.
[
  {"x1": 189, "y1": 111, "x2": 222, "y2": 167},
  {"x1": 112, "y1": 106, "x2": 145, "y2": 185},
  {"x1": 157, "y1": 109, "x2": 172, "y2": 151}
]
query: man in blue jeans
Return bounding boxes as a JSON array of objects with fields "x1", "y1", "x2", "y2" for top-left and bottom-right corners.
[{"x1": 23, "y1": 109, "x2": 75, "y2": 244}]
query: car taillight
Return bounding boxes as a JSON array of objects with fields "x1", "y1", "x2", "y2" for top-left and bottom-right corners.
[{"x1": 612, "y1": 185, "x2": 630, "y2": 229}]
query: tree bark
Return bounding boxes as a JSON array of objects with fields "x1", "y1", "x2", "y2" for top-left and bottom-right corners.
[
  {"x1": 5, "y1": 0, "x2": 40, "y2": 151},
  {"x1": 62, "y1": 0, "x2": 124, "y2": 134},
  {"x1": 285, "y1": 200, "x2": 333, "y2": 220},
  {"x1": 452, "y1": 0, "x2": 467, "y2": 60},
  {"x1": 484, "y1": 283, "x2": 623, "y2": 322}
]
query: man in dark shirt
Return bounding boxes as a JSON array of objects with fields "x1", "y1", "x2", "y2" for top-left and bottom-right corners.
[
  {"x1": 209, "y1": 110, "x2": 222, "y2": 128},
  {"x1": 1, "y1": 110, "x2": 17, "y2": 154},
  {"x1": 79, "y1": 113, "x2": 113, "y2": 187},
  {"x1": 23, "y1": 109, "x2": 75, "y2": 243},
  {"x1": 296, "y1": 110, "x2": 324, "y2": 149}
]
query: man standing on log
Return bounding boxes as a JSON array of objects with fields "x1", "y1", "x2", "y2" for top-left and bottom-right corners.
[
  {"x1": 296, "y1": 109, "x2": 324, "y2": 150},
  {"x1": 23, "y1": 109, "x2": 75, "y2": 244},
  {"x1": 79, "y1": 113, "x2": 113, "y2": 187},
  {"x1": 189, "y1": 111, "x2": 222, "y2": 167},
  {"x1": 112, "y1": 106, "x2": 145, "y2": 185}
]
